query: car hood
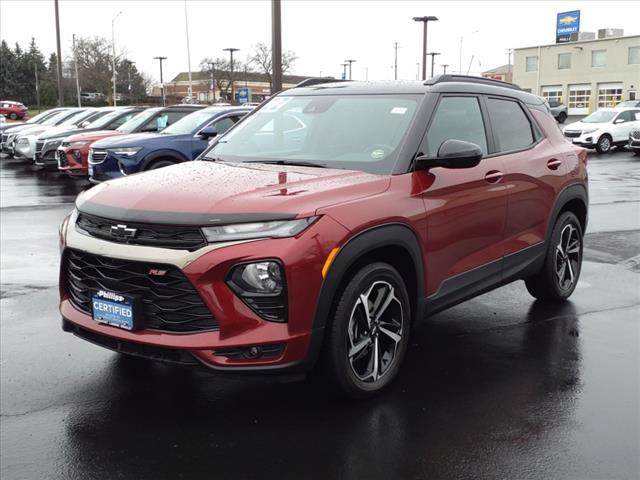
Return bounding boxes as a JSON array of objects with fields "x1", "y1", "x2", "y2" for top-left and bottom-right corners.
[
  {"x1": 564, "y1": 121, "x2": 606, "y2": 131},
  {"x1": 78, "y1": 160, "x2": 390, "y2": 222},
  {"x1": 12, "y1": 125, "x2": 55, "y2": 138},
  {"x1": 39, "y1": 125, "x2": 87, "y2": 140},
  {"x1": 92, "y1": 132, "x2": 164, "y2": 149},
  {"x1": 65, "y1": 130, "x2": 124, "y2": 143},
  {"x1": 3, "y1": 124, "x2": 41, "y2": 136}
]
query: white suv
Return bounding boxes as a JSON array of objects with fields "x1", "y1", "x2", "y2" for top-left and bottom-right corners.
[{"x1": 563, "y1": 107, "x2": 640, "y2": 154}]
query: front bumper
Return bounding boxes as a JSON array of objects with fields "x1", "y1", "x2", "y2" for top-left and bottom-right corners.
[
  {"x1": 57, "y1": 146, "x2": 89, "y2": 176},
  {"x1": 14, "y1": 137, "x2": 36, "y2": 160},
  {"x1": 60, "y1": 211, "x2": 348, "y2": 373},
  {"x1": 628, "y1": 138, "x2": 640, "y2": 151}
]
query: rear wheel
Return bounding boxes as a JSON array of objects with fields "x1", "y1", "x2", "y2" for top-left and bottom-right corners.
[
  {"x1": 595, "y1": 134, "x2": 612, "y2": 154},
  {"x1": 557, "y1": 112, "x2": 567, "y2": 124},
  {"x1": 319, "y1": 262, "x2": 411, "y2": 399},
  {"x1": 525, "y1": 211, "x2": 583, "y2": 301},
  {"x1": 9, "y1": 113, "x2": 18, "y2": 120}
]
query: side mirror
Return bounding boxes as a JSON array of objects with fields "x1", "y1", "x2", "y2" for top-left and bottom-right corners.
[
  {"x1": 81, "y1": 120, "x2": 91, "y2": 128},
  {"x1": 614, "y1": 118, "x2": 625, "y2": 124},
  {"x1": 198, "y1": 126, "x2": 218, "y2": 139},
  {"x1": 415, "y1": 139, "x2": 483, "y2": 170}
]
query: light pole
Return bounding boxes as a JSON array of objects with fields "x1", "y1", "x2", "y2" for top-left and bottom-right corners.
[
  {"x1": 427, "y1": 52, "x2": 440, "y2": 78},
  {"x1": 72, "y1": 34, "x2": 81, "y2": 107},
  {"x1": 154, "y1": 56, "x2": 167, "y2": 106},
  {"x1": 506, "y1": 48, "x2": 513, "y2": 82},
  {"x1": 208, "y1": 61, "x2": 215, "y2": 102},
  {"x1": 54, "y1": 0, "x2": 64, "y2": 106},
  {"x1": 127, "y1": 60, "x2": 135, "y2": 103},
  {"x1": 272, "y1": 0, "x2": 282, "y2": 94},
  {"x1": 111, "y1": 11, "x2": 122, "y2": 106},
  {"x1": 459, "y1": 30, "x2": 479, "y2": 74},
  {"x1": 340, "y1": 63, "x2": 347, "y2": 80},
  {"x1": 223, "y1": 48, "x2": 239, "y2": 103},
  {"x1": 393, "y1": 42, "x2": 399, "y2": 80},
  {"x1": 184, "y1": 0, "x2": 193, "y2": 102},
  {"x1": 441, "y1": 64, "x2": 449, "y2": 74},
  {"x1": 412, "y1": 16, "x2": 438, "y2": 81},
  {"x1": 34, "y1": 62, "x2": 41, "y2": 113},
  {"x1": 344, "y1": 59, "x2": 356, "y2": 80}
]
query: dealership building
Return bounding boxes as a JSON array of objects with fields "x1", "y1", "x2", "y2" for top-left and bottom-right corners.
[{"x1": 511, "y1": 33, "x2": 640, "y2": 115}]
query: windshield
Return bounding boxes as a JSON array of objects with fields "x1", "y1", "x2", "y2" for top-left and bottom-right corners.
[
  {"x1": 582, "y1": 110, "x2": 617, "y2": 123},
  {"x1": 27, "y1": 110, "x2": 58, "y2": 124},
  {"x1": 204, "y1": 94, "x2": 419, "y2": 174},
  {"x1": 42, "y1": 110, "x2": 78, "y2": 126},
  {"x1": 161, "y1": 110, "x2": 215, "y2": 135},
  {"x1": 117, "y1": 107, "x2": 160, "y2": 132},
  {"x1": 86, "y1": 110, "x2": 126, "y2": 129},
  {"x1": 59, "y1": 110, "x2": 95, "y2": 126}
]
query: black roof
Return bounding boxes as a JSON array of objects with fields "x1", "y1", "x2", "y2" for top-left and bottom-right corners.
[{"x1": 286, "y1": 75, "x2": 544, "y2": 106}]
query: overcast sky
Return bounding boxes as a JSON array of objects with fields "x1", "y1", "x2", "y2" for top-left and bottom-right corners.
[{"x1": 1, "y1": 0, "x2": 638, "y2": 84}]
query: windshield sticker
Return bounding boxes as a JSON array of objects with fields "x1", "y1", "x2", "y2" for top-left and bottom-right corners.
[
  {"x1": 371, "y1": 149, "x2": 386, "y2": 159},
  {"x1": 391, "y1": 107, "x2": 407, "y2": 115},
  {"x1": 261, "y1": 96, "x2": 293, "y2": 113}
]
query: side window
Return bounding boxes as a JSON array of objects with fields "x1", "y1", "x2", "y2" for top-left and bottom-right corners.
[
  {"x1": 142, "y1": 111, "x2": 186, "y2": 131},
  {"x1": 111, "y1": 113, "x2": 136, "y2": 128},
  {"x1": 615, "y1": 111, "x2": 635, "y2": 123},
  {"x1": 426, "y1": 96, "x2": 488, "y2": 156},
  {"x1": 210, "y1": 116, "x2": 239, "y2": 135},
  {"x1": 486, "y1": 98, "x2": 534, "y2": 152}
]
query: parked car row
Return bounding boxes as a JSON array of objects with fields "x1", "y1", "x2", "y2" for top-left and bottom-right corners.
[{"x1": 1, "y1": 103, "x2": 254, "y2": 180}]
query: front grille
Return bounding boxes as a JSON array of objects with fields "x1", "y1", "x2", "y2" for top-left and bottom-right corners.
[
  {"x1": 76, "y1": 213, "x2": 207, "y2": 250},
  {"x1": 631, "y1": 129, "x2": 640, "y2": 140},
  {"x1": 1, "y1": 134, "x2": 7, "y2": 144},
  {"x1": 564, "y1": 131, "x2": 581, "y2": 138},
  {"x1": 58, "y1": 150, "x2": 69, "y2": 167},
  {"x1": 35, "y1": 140, "x2": 45, "y2": 156},
  {"x1": 89, "y1": 149, "x2": 107, "y2": 164},
  {"x1": 64, "y1": 249, "x2": 218, "y2": 333}
]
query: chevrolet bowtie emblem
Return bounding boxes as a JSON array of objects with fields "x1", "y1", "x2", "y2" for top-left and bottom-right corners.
[{"x1": 110, "y1": 224, "x2": 138, "y2": 239}]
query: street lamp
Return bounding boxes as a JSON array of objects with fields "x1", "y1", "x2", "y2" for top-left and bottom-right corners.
[
  {"x1": 441, "y1": 64, "x2": 449, "y2": 74},
  {"x1": 340, "y1": 63, "x2": 348, "y2": 80},
  {"x1": 427, "y1": 52, "x2": 441, "y2": 78},
  {"x1": 344, "y1": 59, "x2": 356, "y2": 80},
  {"x1": 154, "y1": 56, "x2": 167, "y2": 106},
  {"x1": 223, "y1": 47, "x2": 239, "y2": 103},
  {"x1": 412, "y1": 15, "x2": 438, "y2": 81},
  {"x1": 459, "y1": 30, "x2": 479, "y2": 75},
  {"x1": 111, "y1": 11, "x2": 123, "y2": 106}
]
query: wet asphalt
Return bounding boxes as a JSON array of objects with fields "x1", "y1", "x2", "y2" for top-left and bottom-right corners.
[{"x1": 1, "y1": 149, "x2": 639, "y2": 480}]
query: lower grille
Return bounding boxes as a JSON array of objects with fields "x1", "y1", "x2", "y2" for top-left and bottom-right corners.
[
  {"x1": 631, "y1": 129, "x2": 640, "y2": 140},
  {"x1": 564, "y1": 131, "x2": 581, "y2": 138},
  {"x1": 58, "y1": 150, "x2": 69, "y2": 167},
  {"x1": 76, "y1": 213, "x2": 207, "y2": 250},
  {"x1": 64, "y1": 249, "x2": 218, "y2": 333},
  {"x1": 35, "y1": 140, "x2": 45, "y2": 156}
]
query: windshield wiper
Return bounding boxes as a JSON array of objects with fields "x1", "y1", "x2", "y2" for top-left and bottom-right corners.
[{"x1": 245, "y1": 160, "x2": 327, "y2": 168}]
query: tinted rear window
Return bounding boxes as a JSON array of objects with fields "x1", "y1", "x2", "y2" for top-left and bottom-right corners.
[{"x1": 487, "y1": 98, "x2": 534, "y2": 152}]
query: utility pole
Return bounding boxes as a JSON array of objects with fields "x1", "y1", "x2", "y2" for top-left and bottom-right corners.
[
  {"x1": 506, "y1": 48, "x2": 513, "y2": 81},
  {"x1": 459, "y1": 30, "x2": 479, "y2": 74},
  {"x1": 73, "y1": 34, "x2": 81, "y2": 107},
  {"x1": 127, "y1": 60, "x2": 134, "y2": 104},
  {"x1": 345, "y1": 59, "x2": 356, "y2": 80},
  {"x1": 54, "y1": 0, "x2": 64, "y2": 106},
  {"x1": 441, "y1": 64, "x2": 449, "y2": 74},
  {"x1": 413, "y1": 16, "x2": 438, "y2": 81},
  {"x1": 393, "y1": 42, "x2": 399, "y2": 80},
  {"x1": 223, "y1": 48, "x2": 239, "y2": 103},
  {"x1": 154, "y1": 56, "x2": 167, "y2": 106},
  {"x1": 34, "y1": 62, "x2": 41, "y2": 113},
  {"x1": 340, "y1": 63, "x2": 347, "y2": 80},
  {"x1": 111, "y1": 11, "x2": 122, "y2": 106},
  {"x1": 271, "y1": 0, "x2": 283, "y2": 94},
  {"x1": 416, "y1": 62, "x2": 420, "y2": 80},
  {"x1": 427, "y1": 52, "x2": 441, "y2": 78},
  {"x1": 208, "y1": 61, "x2": 215, "y2": 103},
  {"x1": 184, "y1": 0, "x2": 193, "y2": 102}
]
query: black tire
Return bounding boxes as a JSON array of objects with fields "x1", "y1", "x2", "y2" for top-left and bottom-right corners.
[
  {"x1": 319, "y1": 262, "x2": 411, "y2": 399},
  {"x1": 634, "y1": 150, "x2": 640, "y2": 156},
  {"x1": 557, "y1": 112, "x2": 567, "y2": 124},
  {"x1": 595, "y1": 134, "x2": 613, "y2": 154},
  {"x1": 9, "y1": 112, "x2": 18, "y2": 120},
  {"x1": 147, "y1": 159, "x2": 175, "y2": 170},
  {"x1": 525, "y1": 211, "x2": 583, "y2": 301}
]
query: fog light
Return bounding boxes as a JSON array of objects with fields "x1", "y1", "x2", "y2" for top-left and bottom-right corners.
[
  {"x1": 239, "y1": 262, "x2": 282, "y2": 293},
  {"x1": 226, "y1": 261, "x2": 287, "y2": 322},
  {"x1": 73, "y1": 150, "x2": 81, "y2": 160}
]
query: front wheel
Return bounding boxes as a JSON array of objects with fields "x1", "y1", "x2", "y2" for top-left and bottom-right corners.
[
  {"x1": 525, "y1": 211, "x2": 583, "y2": 301},
  {"x1": 319, "y1": 262, "x2": 411, "y2": 399},
  {"x1": 9, "y1": 113, "x2": 18, "y2": 120},
  {"x1": 557, "y1": 112, "x2": 567, "y2": 124},
  {"x1": 595, "y1": 134, "x2": 612, "y2": 154},
  {"x1": 147, "y1": 159, "x2": 175, "y2": 170}
]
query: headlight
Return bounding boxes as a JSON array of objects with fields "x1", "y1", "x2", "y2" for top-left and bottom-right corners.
[
  {"x1": 17, "y1": 137, "x2": 29, "y2": 145},
  {"x1": 582, "y1": 128, "x2": 597, "y2": 134},
  {"x1": 108, "y1": 147, "x2": 141, "y2": 156},
  {"x1": 45, "y1": 138, "x2": 63, "y2": 148},
  {"x1": 201, "y1": 217, "x2": 317, "y2": 243}
]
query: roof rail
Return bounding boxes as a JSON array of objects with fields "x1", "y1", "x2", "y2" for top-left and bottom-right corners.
[
  {"x1": 294, "y1": 77, "x2": 347, "y2": 88},
  {"x1": 425, "y1": 74, "x2": 521, "y2": 91}
]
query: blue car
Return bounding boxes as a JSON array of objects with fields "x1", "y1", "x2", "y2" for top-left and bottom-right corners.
[{"x1": 88, "y1": 106, "x2": 252, "y2": 182}]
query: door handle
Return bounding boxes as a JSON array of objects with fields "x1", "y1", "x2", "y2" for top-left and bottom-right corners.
[
  {"x1": 547, "y1": 158, "x2": 562, "y2": 170},
  {"x1": 484, "y1": 170, "x2": 503, "y2": 183}
]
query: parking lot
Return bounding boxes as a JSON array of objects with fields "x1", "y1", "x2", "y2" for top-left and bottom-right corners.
[{"x1": 1, "y1": 150, "x2": 639, "y2": 479}]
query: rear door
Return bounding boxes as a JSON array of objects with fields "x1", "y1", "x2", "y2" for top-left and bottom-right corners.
[
  {"x1": 418, "y1": 95, "x2": 508, "y2": 301},
  {"x1": 486, "y1": 96, "x2": 566, "y2": 277}
]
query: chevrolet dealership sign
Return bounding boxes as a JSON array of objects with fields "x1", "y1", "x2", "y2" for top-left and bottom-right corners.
[{"x1": 556, "y1": 10, "x2": 580, "y2": 43}]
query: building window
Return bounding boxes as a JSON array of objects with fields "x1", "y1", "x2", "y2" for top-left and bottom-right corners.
[
  {"x1": 525, "y1": 56, "x2": 538, "y2": 72},
  {"x1": 629, "y1": 46, "x2": 640, "y2": 65},
  {"x1": 591, "y1": 50, "x2": 607, "y2": 67},
  {"x1": 558, "y1": 53, "x2": 571, "y2": 70},
  {"x1": 598, "y1": 84, "x2": 623, "y2": 108},
  {"x1": 568, "y1": 87, "x2": 591, "y2": 111}
]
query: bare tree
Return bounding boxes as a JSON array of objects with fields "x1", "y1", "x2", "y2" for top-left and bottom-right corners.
[
  {"x1": 199, "y1": 56, "x2": 245, "y2": 101},
  {"x1": 248, "y1": 42, "x2": 297, "y2": 91}
]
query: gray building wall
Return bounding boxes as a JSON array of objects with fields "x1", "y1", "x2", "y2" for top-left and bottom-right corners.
[{"x1": 513, "y1": 35, "x2": 640, "y2": 115}]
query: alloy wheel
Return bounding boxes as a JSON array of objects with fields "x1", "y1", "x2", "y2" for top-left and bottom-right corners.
[
  {"x1": 555, "y1": 223, "x2": 581, "y2": 291},
  {"x1": 347, "y1": 280, "x2": 403, "y2": 383}
]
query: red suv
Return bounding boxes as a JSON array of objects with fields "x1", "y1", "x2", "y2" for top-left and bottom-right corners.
[
  {"x1": 59, "y1": 76, "x2": 588, "y2": 398},
  {"x1": 1, "y1": 100, "x2": 28, "y2": 120}
]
